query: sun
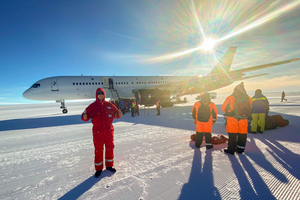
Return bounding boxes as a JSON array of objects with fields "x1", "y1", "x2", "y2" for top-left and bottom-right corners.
[{"x1": 200, "y1": 38, "x2": 216, "y2": 51}]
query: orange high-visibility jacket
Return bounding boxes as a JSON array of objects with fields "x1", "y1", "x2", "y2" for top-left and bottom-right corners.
[
  {"x1": 192, "y1": 101, "x2": 218, "y2": 133},
  {"x1": 222, "y1": 95, "x2": 252, "y2": 134}
]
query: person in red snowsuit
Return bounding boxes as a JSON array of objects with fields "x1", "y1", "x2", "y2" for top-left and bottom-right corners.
[{"x1": 81, "y1": 88, "x2": 123, "y2": 177}]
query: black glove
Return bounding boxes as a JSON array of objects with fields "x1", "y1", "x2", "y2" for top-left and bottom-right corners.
[{"x1": 248, "y1": 115, "x2": 252, "y2": 120}]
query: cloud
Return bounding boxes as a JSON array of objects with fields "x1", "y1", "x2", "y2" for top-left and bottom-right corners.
[
  {"x1": 101, "y1": 29, "x2": 140, "y2": 41},
  {"x1": 245, "y1": 75, "x2": 300, "y2": 91},
  {"x1": 216, "y1": 75, "x2": 300, "y2": 93}
]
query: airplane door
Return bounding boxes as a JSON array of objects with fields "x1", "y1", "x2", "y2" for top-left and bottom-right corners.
[
  {"x1": 109, "y1": 78, "x2": 114, "y2": 89},
  {"x1": 103, "y1": 77, "x2": 109, "y2": 88},
  {"x1": 51, "y1": 78, "x2": 59, "y2": 91},
  {"x1": 103, "y1": 77, "x2": 114, "y2": 89}
]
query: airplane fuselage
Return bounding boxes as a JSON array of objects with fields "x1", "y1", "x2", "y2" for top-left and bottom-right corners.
[{"x1": 23, "y1": 75, "x2": 195, "y2": 101}]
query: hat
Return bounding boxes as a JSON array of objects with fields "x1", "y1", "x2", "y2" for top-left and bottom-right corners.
[
  {"x1": 234, "y1": 83, "x2": 245, "y2": 93},
  {"x1": 233, "y1": 83, "x2": 247, "y2": 97},
  {"x1": 255, "y1": 89, "x2": 262, "y2": 95},
  {"x1": 201, "y1": 92, "x2": 210, "y2": 102},
  {"x1": 97, "y1": 91, "x2": 104, "y2": 95}
]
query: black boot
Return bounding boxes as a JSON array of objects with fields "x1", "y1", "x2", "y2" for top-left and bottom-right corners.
[
  {"x1": 95, "y1": 170, "x2": 102, "y2": 178},
  {"x1": 206, "y1": 145, "x2": 213, "y2": 149},
  {"x1": 195, "y1": 132, "x2": 204, "y2": 148},
  {"x1": 224, "y1": 149, "x2": 235, "y2": 155},
  {"x1": 106, "y1": 167, "x2": 117, "y2": 173},
  {"x1": 226, "y1": 133, "x2": 237, "y2": 154},
  {"x1": 236, "y1": 147, "x2": 244, "y2": 154}
]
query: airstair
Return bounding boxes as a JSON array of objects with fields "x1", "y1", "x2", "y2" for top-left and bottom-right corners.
[{"x1": 109, "y1": 89, "x2": 120, "y2": 102}]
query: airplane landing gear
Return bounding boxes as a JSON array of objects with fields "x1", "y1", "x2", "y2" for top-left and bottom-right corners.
[{"x1": 59, "y1": 100, "x2": 68, "y2": 114}]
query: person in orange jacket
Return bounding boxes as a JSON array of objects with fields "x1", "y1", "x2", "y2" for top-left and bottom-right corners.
[
  {"x1": 192, "y1": 93, "x2": 218, "y2": 149},
  {"x1": 156, "y1": 99, "x2": 161, "y2": 116},
  {"x1": 222, "y1": 83, "x2": 252, "y2": 154}
]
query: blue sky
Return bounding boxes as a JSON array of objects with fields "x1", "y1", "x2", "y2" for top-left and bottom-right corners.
[{"x1": 1, "y1": 0, "x2": 300, "y2": 104}]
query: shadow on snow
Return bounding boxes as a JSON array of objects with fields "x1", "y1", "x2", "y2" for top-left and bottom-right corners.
[
  {"x1": 2, "y1": 104, "x2": 299, "y2": 199},
  {"x1": 58, "y1": 171, "x2": 114, "y2": 200}
]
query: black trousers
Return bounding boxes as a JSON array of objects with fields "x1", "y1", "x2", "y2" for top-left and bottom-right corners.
[
  {"x1": 156, "y1": 107, "x2": 160, "y2": 115},
  {"x1": 195, "y1": 132, "x2": 212, "y2": 148},
  {"x1": 227, "y1": 133, "x2": 247, "y2": 153}
]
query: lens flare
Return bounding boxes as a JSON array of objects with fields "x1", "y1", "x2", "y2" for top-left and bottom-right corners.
[
  {"x1": 201, "y1": 38, "x2": 216, "y2": 51},
  {"x1": 217, "y1": 0, "x2": 300, "y2": 43},
  {"x1": 147, "y1": 0, "x2": 300, "y2": 63}
]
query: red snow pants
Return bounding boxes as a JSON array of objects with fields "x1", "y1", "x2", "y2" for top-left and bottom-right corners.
[{"x1": 93, "y1": 129, "x2": 114, "y2": 171}]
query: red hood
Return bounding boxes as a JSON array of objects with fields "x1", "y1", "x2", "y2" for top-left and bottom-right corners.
[{"x1": 95, "y1": 88, "x2": 106, "y2": 102}]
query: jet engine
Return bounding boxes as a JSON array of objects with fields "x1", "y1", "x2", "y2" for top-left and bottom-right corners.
[{"x1": 133, "y1": 89, "x2": 173, "y2": 107}]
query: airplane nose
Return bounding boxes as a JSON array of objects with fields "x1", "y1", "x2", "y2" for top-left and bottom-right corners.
[{"x1": 23, "y1": 89, "x2": 31, "y2": 99}]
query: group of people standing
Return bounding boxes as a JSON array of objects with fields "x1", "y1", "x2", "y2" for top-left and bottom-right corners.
[
  {"x1": 81, "y1": 83, "x2": 271, "y2": 178},
  {"x1": 115, "y1": 99, "x2": 140, "y2": 117},
  {"x1": 192, "y1": 83, "x2": 269, "y2": 155}
]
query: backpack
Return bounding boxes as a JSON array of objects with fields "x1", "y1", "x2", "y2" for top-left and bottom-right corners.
[
  {"x1": 269, "y1": 115, "x2": 289, "y2": 127},
  {"x1": 265, "y1": 115, "x2": 278, "y2": 130},
  {"x1": 234, "y1": 97, "x2": 251, "y2": 119},
  {"x1": 197, "y1": 101, "x2": 211, "y2": 122},
  {"x1": 190, "y1": 134, "x2": 196, "y2": 141},
  {"x1": 212, "y1": 134, "x2": 228, "y2": 144}
]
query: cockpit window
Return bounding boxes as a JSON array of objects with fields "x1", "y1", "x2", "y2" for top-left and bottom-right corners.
[{"x1": 32, "y1": 83, "x2": 40, "y2": 88}]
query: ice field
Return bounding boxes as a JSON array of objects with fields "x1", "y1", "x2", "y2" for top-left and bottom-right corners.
[{"x1": 0, "y1": 92, "x2": 299, "y2": 199}]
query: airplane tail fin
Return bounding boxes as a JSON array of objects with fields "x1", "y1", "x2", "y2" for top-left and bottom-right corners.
[{"x1": 210, "y1": 46, "x2": 237, "y2": 75}]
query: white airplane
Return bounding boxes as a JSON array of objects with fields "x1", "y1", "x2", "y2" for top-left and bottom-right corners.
[{"x1": 23, "y1": 46, "x2": 299, "y2": 113}]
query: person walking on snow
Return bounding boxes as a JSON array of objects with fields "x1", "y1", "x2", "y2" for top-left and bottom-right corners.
[
  {"x1": 81, "y1": 88, "x2": 123, "y2": 178},
  {"x1": 192, "y1": 92, "x2": 218, "y2": 149},
  {"x1": 281, "y1": 91, "x2": 287, "y2": 102},
  {"x1": 222, "y1": 83, "x2": 252, "y2": 154},
  {"x1": 250, "y1": 89, "x2": 269, "y2": 133}
]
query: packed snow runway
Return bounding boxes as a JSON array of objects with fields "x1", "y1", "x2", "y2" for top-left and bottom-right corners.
[{"x1": 0, "y1": 92, "x2": 299, "y2": 200}]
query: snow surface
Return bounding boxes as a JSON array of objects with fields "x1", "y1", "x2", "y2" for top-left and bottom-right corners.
[{"x1": 0, "y1": 92, "x2": 299, "y2": 200}]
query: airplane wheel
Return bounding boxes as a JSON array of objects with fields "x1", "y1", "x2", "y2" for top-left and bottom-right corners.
[{"x1": 62, "y1": 109, "x2": 68, "y2": 114}]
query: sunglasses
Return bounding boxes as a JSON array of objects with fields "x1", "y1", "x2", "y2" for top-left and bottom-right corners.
[{"x1": 97, "y1": 92, "x2": 104, "y2": 95}]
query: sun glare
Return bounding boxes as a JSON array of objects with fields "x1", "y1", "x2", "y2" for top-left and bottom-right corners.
[
  {"x1": 145, "y1": 0, "x2": 300, "y2": 63},
  {"x1": 200, "y1": 38, "x2": 216, "y2": 51}
]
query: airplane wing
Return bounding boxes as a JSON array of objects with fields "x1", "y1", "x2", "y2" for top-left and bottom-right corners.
[
  {"x1": 233, "y1": 58, "x2": 300, "y2": 74},
  {"x1": 158, "y1": 58, "x2": 300, "y2": 96}
]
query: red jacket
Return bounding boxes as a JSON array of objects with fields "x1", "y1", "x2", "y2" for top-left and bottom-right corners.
[{"x1": 81, "y1": 88, "x2": 121, "y2": 131}]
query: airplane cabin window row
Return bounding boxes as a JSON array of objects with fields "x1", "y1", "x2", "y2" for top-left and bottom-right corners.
[
  {"x1": 72, "y1": 81, "x2": 173, "y2": 86},
  {"x1": 73, "y1": 82, "x2": 103, "y2": 86}
]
